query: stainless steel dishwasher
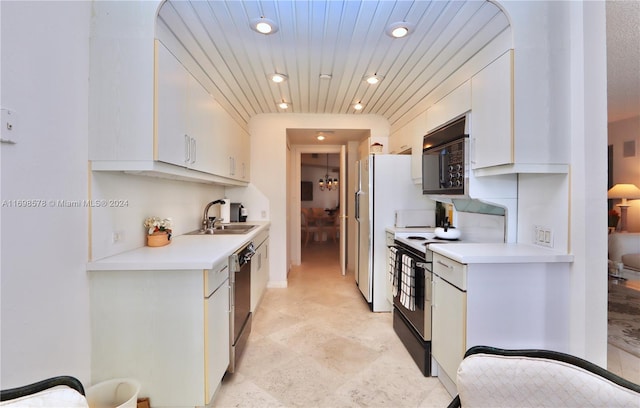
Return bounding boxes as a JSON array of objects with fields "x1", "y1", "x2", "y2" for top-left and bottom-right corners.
[{"x1": 228, "y1": 241, "x2": 255, "y2": 373}]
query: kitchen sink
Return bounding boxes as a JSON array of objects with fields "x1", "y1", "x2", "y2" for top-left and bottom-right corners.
[{"x1": 185, "y1": 224, "x2": 258, "y2": 235}]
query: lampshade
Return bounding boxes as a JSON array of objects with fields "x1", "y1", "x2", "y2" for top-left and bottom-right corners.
[{"x1": 607, "y1": 184, "x2": 640, "y2": 202}]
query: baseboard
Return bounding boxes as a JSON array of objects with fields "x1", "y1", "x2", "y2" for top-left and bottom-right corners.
[{"x1": 267, "y1": 280, "x2": 288, "y2": 288}]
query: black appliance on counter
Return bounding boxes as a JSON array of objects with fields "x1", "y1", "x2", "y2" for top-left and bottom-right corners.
[
  {"x1": 230, "y1": 203, "x2": 246, "y2": 222},
  {"x1": 391, "y1": 232, "x2": 459, "y2": 376}
]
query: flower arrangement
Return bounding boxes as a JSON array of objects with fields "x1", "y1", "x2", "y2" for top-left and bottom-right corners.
[{"x1": 144, "y1": 216, "x2": 173, "y2": 237}]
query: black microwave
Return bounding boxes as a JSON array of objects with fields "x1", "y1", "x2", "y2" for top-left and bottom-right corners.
[{"x1": 422, "y1": 116, "x2": 468, "y2": 195}]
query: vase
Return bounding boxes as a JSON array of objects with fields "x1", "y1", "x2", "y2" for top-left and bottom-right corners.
[{"x1": 147, "y1": 232, "x2": 170, "y2": 247}]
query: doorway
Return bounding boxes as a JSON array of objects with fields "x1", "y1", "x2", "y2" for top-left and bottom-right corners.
[
  {"x1": 300, "y1": 153, "x2": 340, "y2": 260},
  {"x1": 290, "y1": 144, "x2": 347, "y2": 275}
]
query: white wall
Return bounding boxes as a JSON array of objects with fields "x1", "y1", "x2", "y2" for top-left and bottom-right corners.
[
  {"x1": 301, "y1": 164, "x2": 340, "y2": 210},
  {"x1": 0, "y1": 1, "x2": 92, "y2": 386},
  {"x1": 608, "y1": 115, "x2": 640, "y2": 232},
  {"x1": 490, "y1": 0, "x2": 609, "y2": 365},
  {"x1": 90, "y1": 172, "x2": 225, "y2": 260}
]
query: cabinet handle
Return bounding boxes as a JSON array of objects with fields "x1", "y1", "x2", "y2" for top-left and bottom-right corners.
[
  {"x1": 431, "y1": 279, "x2": 436, "y2": 309},
  {"x1": 184, "y1": 134, "x2": 190, "y2": 163},
  {"x1": 436, "y1": 260, "x2": 453, "y2": 269},
  {"x1": 191, "y1": 138, "x2": 196, "y2": 164}
]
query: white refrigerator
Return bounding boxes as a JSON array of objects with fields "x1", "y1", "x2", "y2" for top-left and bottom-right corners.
[{"x1": 355, "y1": 154, "x2": 433, "y2": 312}]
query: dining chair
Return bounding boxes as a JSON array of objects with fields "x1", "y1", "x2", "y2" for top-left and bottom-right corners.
[{"x1": 301, "y1": 210, "x2": 322, "y2": 246}]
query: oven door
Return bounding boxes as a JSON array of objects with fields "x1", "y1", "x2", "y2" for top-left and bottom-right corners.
[{"x1": 392, "y1": 249, "x2": 431, "y2": 340}]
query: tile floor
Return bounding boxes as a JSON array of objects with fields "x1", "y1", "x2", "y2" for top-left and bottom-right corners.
[
  {"x1": 212, "y1": 241, "x2": 640, "y2": 407},
  {"x1": 211, "y1": 240, "x2": 452, "y2": 407}
]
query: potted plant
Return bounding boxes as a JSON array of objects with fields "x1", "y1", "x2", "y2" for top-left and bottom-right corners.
[{"x1": 144, "y1": 216, "x2": 173, "y2": 247}]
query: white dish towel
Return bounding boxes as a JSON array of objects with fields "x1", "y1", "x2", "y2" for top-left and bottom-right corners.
[{"x1": 399, "y1": 254, "x2": 416, "y2": 311}]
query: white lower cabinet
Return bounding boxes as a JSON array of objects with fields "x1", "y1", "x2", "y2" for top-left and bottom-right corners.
[
  {"x1": 431, "y1": 254, "x2": 467, "y2": 391},
  {"x1": 432, "y1": 273, "x2": 466, "y2": 386},
  {"x1": 251, "y1": 230, "x2": 270, "y2": 312},
  {"x1": 205, "y1": 262, "x2": 230, "y2": 404},
  {"x1": 90, "y1": 262, "x2": 230, "y2": 407},
  {"x1": 430, "y1": 251, "x2": 571, "y2": 397}
]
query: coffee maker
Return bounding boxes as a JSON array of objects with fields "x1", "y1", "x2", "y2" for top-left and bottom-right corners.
[{"x1": 230, "y1": 203, "x2": 247, "y2": 222}]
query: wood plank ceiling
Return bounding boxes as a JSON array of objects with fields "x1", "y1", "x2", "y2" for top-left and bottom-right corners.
[{"x1": 157, "y1": 0, "x2": 509, "y2": 134}]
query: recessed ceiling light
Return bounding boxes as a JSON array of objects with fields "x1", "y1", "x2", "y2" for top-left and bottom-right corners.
[
  {"x1": 385, "y1": 22, "x2": 414, "y2": 38},
  {"x1": 278, "y1": 101, "x2": 289, "y2": 109},
  {"x1": 317, "y1": 134, "x2": 326, "y2": 141},
  {"x1": 251, "y1": 17, "x2": 278, "y2": 35},
  {"x1": 364, "y1": 74, "x2": 383, "y2": 85},
  {"x1": 269, "y1": 73, "x2": 287, "y2": 83},
  {"x1": 354, "y1": 102, "x2": 363, "y2": 110},
  {"x1": 319, "y1": 74, "x2": 332, "y2": 80}
]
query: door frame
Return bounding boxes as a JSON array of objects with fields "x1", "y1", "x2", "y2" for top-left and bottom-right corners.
[{"x1": 290, "y1": 144, "x2": 345, "y2": 270}]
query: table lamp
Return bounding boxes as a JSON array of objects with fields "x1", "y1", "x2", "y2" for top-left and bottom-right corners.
[{"x1": 607, "y1": 183, "x2": 640, "y2": 231}]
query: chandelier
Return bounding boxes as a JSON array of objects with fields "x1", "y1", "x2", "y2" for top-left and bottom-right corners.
[{"x1": 319, "y1": 154, "x2": 338, "y2": 191}]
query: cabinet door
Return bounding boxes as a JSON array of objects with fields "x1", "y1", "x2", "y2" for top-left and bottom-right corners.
[
  {"x1": 156, "y1": 42, "x2": 189, "y2": 167},
  {"x1": 411, "y1": 110, "x2": 428, "y2": 184},
  {"x1": 432, "y1": 274, "x2": 467, "y2": 383},
  {"x1": 425, "y1": 81, "x2": 471, "y2": 133},
  {"x1": 227, "y1": 121, "x2": 250, "y2": 181},
  {"x1": 236, "y1": 128, "x2": 250, "y2": 181},
  {"x1": 251, "y1": 238, "x2": 269, "y2": 311},
  {"x1": 187, "y1": 77, "x2": 216, "y2": 174},
  {"x1": 471, "y1": 51, "x2": 513, "y2": 169},
  {"x1": 206, "y1": 278, "x2": 230, "y2": 403},
  {"x1": 209, "y1": 99, "x2": 244, "y2": 179}
]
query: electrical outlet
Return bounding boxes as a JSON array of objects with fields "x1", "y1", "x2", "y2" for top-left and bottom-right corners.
[
  {"x1": 112, "y1": 231, "x2": 123, "y2": 243},
  {"x1": 534, "y1": 225, "x2": 553, "y2": 248},
  {"x1": 261, "y1": 210, "x2": 267, "y2": 218}
]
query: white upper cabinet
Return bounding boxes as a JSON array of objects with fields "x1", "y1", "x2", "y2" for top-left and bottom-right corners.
[
  {"x1": 470, "y1": 50, "x2": 568, "y2": 175},
  {"x1": 410, "y1": 110, "x2": 428, "y2": 184},
  {"x1": 209, "y1": 97, "x2": 250, "y2": 181},
  {"x1": 89, "y1": 33, "x2": 249, "y2": 186},
  {"x1": 425, "y1": 81, "x2": 471, "y2": 134},
  {"x1": 388, "y1": 127, "x2": 412, "y2": 155},
  {"x1": 156, "y1": 42, "x2": 191, "y2": 168},
  {"x1": 156, "y1": 40, "x2": 247, "y2": 182},
  {"x1": 470, "y1": 51, "x2": 513, "y2": 170}
]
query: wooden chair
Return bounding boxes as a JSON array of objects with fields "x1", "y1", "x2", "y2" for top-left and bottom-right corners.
[{"x1": 301, "y1": 210, "x2": 322, "y2": 246}]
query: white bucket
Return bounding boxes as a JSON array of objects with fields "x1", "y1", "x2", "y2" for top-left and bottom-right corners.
[{"x1": 86, "y1": 378, "x2": 140, "y2": 408}]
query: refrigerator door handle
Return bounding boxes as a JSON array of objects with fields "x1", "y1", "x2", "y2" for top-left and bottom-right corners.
[{"x1": 355, "y1": 190, "x2": 361, "y2": 221}]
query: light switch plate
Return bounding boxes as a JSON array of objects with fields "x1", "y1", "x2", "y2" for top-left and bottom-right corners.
[{"x1": 534, "y1": 225, "x2": 553, "y2": 248}]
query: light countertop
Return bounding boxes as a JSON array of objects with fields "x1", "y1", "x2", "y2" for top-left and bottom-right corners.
[
  {"x1": 87, "y1": 221, "x2": 270, "y2": 271},
  {"x1": 385, "y1": 226, "x2": 435, "y2": 234},
  {"x1": 429, "y1": 242, "x2": 574, "y2": 264}
]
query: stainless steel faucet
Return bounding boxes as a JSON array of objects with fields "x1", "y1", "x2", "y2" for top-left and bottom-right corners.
[{"x1": 202, "y1": 199, "x2": 226, "y2": 233}]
